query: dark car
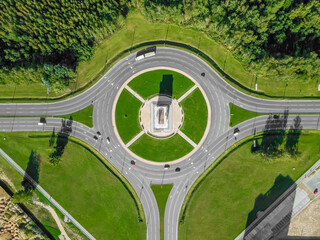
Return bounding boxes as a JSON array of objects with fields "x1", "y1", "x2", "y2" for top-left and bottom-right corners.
[
  {"x1": 130, "y1": 160, "x2": 136, "y2": 166},
  {"x1": 233, "y1": 127, "x2": 240, "y2": 136},
  {"x1": 314, "y1": 188, "x2": 318, "y2": 194},
  {"x1": 93, "y1": 135, "x2": 98, "y2": 140},
  {"x1": 97, "y1": 131, "x2": 101, "y2": 136},
  {"x1": 175, "y1": 167, "x2": 181, "y2": 172},
  {"x1": 164, "y1": 164, "x2": 170, "y2": 170}
]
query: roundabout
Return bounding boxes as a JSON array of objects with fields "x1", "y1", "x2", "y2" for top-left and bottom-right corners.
[
  {"x1": 112, "y1": 67, "x2": 211, "y2": 163},
  {"x1": 0, "y1": 47, "x2": 319, "y2": 240}
]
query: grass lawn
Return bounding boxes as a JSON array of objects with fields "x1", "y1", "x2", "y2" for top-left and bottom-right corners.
[
  {"x1": 115, "y1": 88, "x2": 142, "y2": 144},
  {"x1": 0, "y1": 132, "x2": 146, "y2": 240},
  {"x1": 180, "y1": 88, "x2": 208, "y2": 144},
  {"x1": 179, "y1": 130, "x2": 320, "y2": 240},
  {"x1": 129, "y1": 134, "x2": 194, "y2": 162},
  {"x1": 3, "y1": 11, "x2": 318, "y2": 102},
  {"x1": 128, "y1": 70, "x2": 194, "y2": 100},
  {"x1": 229, "y1": 103, "x2": 265, "y2": 127},
  {"x1": 57, "y1": 104, "x2": 93, "y2": 128},
  {"x1": 0, "y1": 155, "x2": 63, "y2": 239},
  {"x1": 151, "y1": 184, "x2": 173, "y2": 240}
]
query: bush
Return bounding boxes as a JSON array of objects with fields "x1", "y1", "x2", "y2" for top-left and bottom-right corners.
[
  {"x1": 42, "y1": 64, "x2": 75, "y2": 88},
  {"x1": 12, "y1": 190, "x2": 33, "y2": 204}
]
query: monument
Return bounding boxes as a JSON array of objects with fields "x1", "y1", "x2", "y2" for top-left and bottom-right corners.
[
  {"x1": 140, "y1": 94, "x2": 183, "y2": 138},
  {"x1": 151, "y1": 95, "x2": 172, "y2": 133}
]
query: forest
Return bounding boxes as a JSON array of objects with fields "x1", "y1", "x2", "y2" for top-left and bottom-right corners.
[
  {"x1": 139, "y1": 0, "x2": 320, "y2": 83},
  {"x1": 0, "y1": 0, "x2": 319, "y2": 89},
  {"x1": 0, "y1": 0, "x2": 129, "y2": 88}
]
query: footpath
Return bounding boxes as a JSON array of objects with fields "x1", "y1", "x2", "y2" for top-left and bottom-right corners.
[{"x1": 0, "y1": 148, "x2": 96, "y2": 240}]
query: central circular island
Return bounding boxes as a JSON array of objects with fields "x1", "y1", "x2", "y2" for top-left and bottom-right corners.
[{"x1": 112, "y1": 67, "x2": 210, "y2": 164}]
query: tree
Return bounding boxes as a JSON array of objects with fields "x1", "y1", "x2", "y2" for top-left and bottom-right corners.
[
  {"x1": 12, "y1": 190, "x2": 33, "y2": 204},
  {"x1": 49, "y1": 152, "x2": 61, "y2": 166}
]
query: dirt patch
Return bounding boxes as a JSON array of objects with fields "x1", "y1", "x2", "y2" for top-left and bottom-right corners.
[
  {"x1": 288, "y1": 197, "x2": 320, "y2": 236},
  {"x1": 0, "y1": 168, "x2": 17, "y2": 192}
]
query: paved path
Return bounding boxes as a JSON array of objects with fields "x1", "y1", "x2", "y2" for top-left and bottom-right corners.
[
  {"x1": 35, "y1": 201, "x2": 71, "y2": 240},
  {"x1": 126, "y1": 131, "x2": 144, "y2": 147},
  {"x1": 177, "y1": 130, "x2": 197, "y2": 148},
  {"x1": 177, "y1": 85, "x2": 197, "y2": 102},
  {"x1": 125, "y1": 85, "x2": 145, "y2": 102}
]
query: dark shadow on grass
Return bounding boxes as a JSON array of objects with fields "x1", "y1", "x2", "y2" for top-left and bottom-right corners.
[
  {"x1": 159, "y1": 75, "x2": 173, "y2": 97},
  {"x1": 155, "y1": 75, "x2": 173, "y2": 133},
  {"x1": 22, "y1": 150, "x2": 41, "y2": 191},
  {"x1": 244, "y1": 175, "x2": 296, "y2": 240},
  {"x1": 25, "y1": 133, "x2": 145, "y2": 222},
  {"x1": 260, "y1": 110, "x2": 289, "y2": 156},
  {"x1": 49, "y1": 119, "x2": 73, "y2": 165},
  {"x1": 285, "y1": 116, "x2": 302, "y2": 155}
]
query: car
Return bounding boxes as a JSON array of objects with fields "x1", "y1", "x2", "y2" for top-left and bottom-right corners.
[
  {"x1": 201, "y1": 72, "x2": 205, "y2": 77},
  {"x1": 130, "y1": 160, "x2": 136, "y2": 166},
  {"x1": 175, "y1": 167, "x2": 181, "y2": 172},
  {"x1": 93, "y1": 135, "x2": 98, "y2": 140},
  {"x1": 106, "y1": 137, "x2": 110, "y2": 144},
  {"x1": 97, "y1": 131, "x2": 101, "y2": 136},
  {"x1": 164, "y1": 164, "x2": 170, "y2": 170},
  {"x1": 314, "y1": 188, "x2": 318, "y2": 194},
  {"x1": 233, "y1": 127, "x2": 240, "y2": 136}
]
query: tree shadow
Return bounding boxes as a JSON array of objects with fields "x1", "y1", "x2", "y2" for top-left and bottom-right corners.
[
  {"x1": 22, "y1": 150, "x2": 41, "y2": 191},
  {"x1": 285, "y1": 116, "x2": 302, "y2": 155},
  {"x1": 260, "y1": 110, "x2": 289, "y2": 156},
  {"x1": 244, "y1": 175, "x2": 296, "y2": 240},
  {"x1": 49, "y1": 127, "x2": 55, "y2": 147},
  {"x1": 56, "y1": 118, "x2": 73, "y2": 155},
  {"x1": 49, "y1": 118, "x2": 73, "y2": 165}
]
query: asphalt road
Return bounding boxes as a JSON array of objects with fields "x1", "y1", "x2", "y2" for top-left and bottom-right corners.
[{"x1": 0, "y1": 47, "x2": 320, "y2": 240}]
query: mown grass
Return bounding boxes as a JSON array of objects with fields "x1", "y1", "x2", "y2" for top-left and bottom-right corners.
[
  {"x1": 0, "y1": 132, "x2": 146, "y2": 240},
  {"x1": 0, "y1": 155, "x2": 62, "y2": 239},
  {"x1": 229, "y1": 103, "x2": 265, "y2": 127},
  {"x1": 129, "y1": 133, "x2": 193, "y2": 162},
  {"x1": 57, "y1": 104, "x2": 93, "y2": 128},
  {"x1": 128, "y1": 70, "x2": 194, "y2": 99},
  {"x1": 180, "y1": 88, "x2": 208, "y2": 144},
  {"x1": 151, "y1": 184, "x2": 173, "y2": 240},
  {"x1": 115, "y1": 88, "x2": 142, "y2": 144},
  {"x1": 179, "y1": 130, "x2": 320, "y2": 240},
  {"x1": 2, "y1": 11, "x2": 318, "y2": 102}
]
